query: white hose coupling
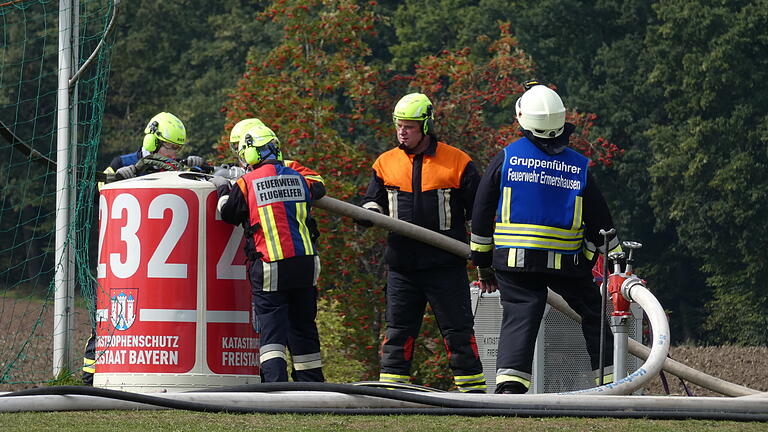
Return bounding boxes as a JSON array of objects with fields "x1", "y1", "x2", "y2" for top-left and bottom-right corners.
[{"x1": 620, "y1": 276, "x2": 645, "y2": 303}]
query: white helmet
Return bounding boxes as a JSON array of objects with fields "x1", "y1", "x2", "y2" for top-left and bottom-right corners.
[{"x1": 515, "y1": 85, "x2": 566, "y2": 138}]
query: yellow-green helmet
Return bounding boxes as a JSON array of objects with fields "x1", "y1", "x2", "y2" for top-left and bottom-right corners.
[
  {"x1": 142, "y1": 112, "x2": 187, "y2": 152},
  {"x1": 229, "y1": 118, "x2": 266, "y2": 152},
  {"x1": 392, "y1": 93, "x2": 434, "y2": 135},
  {"x1": 238, "y1": 125, "x2": 282, "y2": 166}
]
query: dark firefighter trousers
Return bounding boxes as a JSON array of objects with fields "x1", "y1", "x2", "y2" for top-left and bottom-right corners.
[
  {"x1": 381, "y1": 266, "x2": 484, "y2": 379},
  {"x1": 82, "y1": 328, "x2": 96, "y2": 385},
  {"x1": 495, "y1": 271, "x2": 614, "y2": 378},
  {"x1": 253, "y1": 285, "x2": 325, "y2": 383}
]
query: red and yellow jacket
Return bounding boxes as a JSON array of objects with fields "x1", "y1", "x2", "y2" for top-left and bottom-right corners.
[{"x1": 217, "y1": 160, "x2": 325, "y2": 264}]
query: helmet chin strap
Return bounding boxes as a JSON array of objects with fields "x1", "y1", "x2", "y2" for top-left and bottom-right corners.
[{"x1": 263, "y1": 143, "x2": 280, "y2": 160}]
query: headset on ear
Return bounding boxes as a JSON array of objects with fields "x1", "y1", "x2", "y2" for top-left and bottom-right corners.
[
  {"x1": 239, "y1": 134, "x2": 261, "y2": 166},
  {"x1": 241, "y1": 147, "x2": 261, "y2": 166},
  {"x1": 423, "y1": 104, "x2": 434, "y2": 135},
  {"x1": 142, "y1": 121, "x2": 159, "y2": 152}
]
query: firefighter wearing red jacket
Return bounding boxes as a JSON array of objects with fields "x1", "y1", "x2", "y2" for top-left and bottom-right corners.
[
  {"x1": 361, "y1": 93, "x2": 486, "y2": 393},
  {"x1": 470, "y1": 83, "x2": 621, "y2": 394},
  {"x1": 210, "y1": 124, "x2": 325, "y2": 382}
]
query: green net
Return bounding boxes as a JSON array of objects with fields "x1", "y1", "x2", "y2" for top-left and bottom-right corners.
[{"x1": 0, "y1": 0, "x2": 114, "y2": 388}]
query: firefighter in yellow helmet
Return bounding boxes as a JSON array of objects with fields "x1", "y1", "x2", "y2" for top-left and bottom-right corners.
[
  {"x1": 109, "y1": 112, "x2": 208, "y2": 180},
  {"x1": 83, "y1": 111, "x2": 204, "y2": 385},
  {"x1": 470, "y1": 82, "x2": 621, "y2": 393},
  {"x1": 209, "y1": 124, "x2": 326, "y2": 382},
  {"x1": 360, "y1": 93, "x2": 487, "y2": 393}
]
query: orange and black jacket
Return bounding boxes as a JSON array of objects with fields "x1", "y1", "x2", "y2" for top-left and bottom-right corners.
[{"x1": 362, "y1": 137, "x2": 480, "y2": 270}]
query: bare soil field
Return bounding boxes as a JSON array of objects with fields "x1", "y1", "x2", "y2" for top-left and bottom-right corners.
[
  {"x1": 1, "y1": 297, "x2": 766, "y2": 396},
  {"x1": 641, "y1": 345, "x2": 768, "y2": 396},
  {"x1": 0, "y1": 296, "x2": 92, "y2": 392}
]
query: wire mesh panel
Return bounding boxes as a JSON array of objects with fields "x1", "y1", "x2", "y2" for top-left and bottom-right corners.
[
  {"x1": 471, "y1": 286, "x2": 643, "y2": 393},
  {"x1": 470, "y1": 287, "x2": 503, "y2": 391},
  {"x1": 533, "y1": 305, "x2": 595, "y2": 393},
  {"x1": 534, "y1": 303, "x2": 643, "y2": 393},
  {"x1": 0, "y1": 0, "x2": 114, "y2": 388}
]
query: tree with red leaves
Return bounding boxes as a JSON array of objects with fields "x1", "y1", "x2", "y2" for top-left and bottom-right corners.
[{"x1": 218, "y1": 0, "x2": 620, "y2": 388}]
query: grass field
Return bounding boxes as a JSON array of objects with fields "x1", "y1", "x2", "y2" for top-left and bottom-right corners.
[{"x1": 1, "y1": 411, "x2": 767, "y2": 432}]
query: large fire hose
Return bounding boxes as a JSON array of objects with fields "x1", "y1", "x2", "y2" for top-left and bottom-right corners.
[{"x1": 313, "y1": 196, "x2": 760, "y2": 397}]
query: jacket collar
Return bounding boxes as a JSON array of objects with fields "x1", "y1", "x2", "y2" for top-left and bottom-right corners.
[
  {"x1": 523, "y1": 123, "x2": 576, "y2": 155},
  {"x1": 247, "y1": 159, "x2": 283, "y2": 171}
]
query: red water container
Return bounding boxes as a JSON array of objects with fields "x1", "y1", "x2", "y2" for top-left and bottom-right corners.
[{"x1": 93, "y1": 171, "x2": 260, "y2": 391}]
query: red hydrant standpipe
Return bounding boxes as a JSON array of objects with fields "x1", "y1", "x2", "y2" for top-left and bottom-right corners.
[
  {"x1": 608, "y1": 272, "x2": 632, "y2": 318},
  {"x1": 607, "y1": 240, "x2": 643, "y2": 382},
  {"x1": 608, "y1": 268, "x2": 631, "y2": 382}
]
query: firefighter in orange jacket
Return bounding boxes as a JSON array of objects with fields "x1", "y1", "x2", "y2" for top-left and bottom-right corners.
[
  {"x1": 470, "y1": 83, "x2": 620, "y2": 394},
  {"x1": 210, "y1": 124, "x2": 325, "y2": 382},
  {"x1": 361, "y1": 93, "x2": 486, "y2": 393}
]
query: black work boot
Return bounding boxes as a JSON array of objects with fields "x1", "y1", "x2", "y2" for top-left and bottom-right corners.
[{"x1": 494, "y1": 381, "x2": 528, "y2": 394}]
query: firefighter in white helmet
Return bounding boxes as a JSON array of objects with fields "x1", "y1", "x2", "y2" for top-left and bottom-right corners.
[
  {"x1": 470, "y1": 81, "x2": 621, "y2": 394},
  {"x1": 360, "y1": 93, "x2": 487, "y2": 393}
]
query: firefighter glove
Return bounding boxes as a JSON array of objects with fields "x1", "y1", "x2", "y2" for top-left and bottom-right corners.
[
  {"x1": 186, "y1": 155, "x2": 205, "y2": 168},
  {"x1": 307, "y1": 217, "x2": 321, "y2": 243},
  {"x1": 353, "y1": 207, "x2": 379, "y2": 228},
  {"x1": 114, "y1": 164, "x2": 136, "y2": 180},
  {"x1": 208, "y1": 175, "x2": 231, "y2": 189},
  {"x1": 213, "y1": 164, "x2": 246, "y2": 180},
  {"x1": 477, "y1": 266, "x2": 499, "y2": 293}
]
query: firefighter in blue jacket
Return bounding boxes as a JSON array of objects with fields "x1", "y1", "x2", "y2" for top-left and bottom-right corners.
[
  {"x1": 361, "y1": 93, "x2": 486, "y2": 393},
  {"x1": 470, "y1": 83, "x2": 621, "y2": 394},
  {"x1": 210, "y1": 124, "x2": 325, "y2": 382},
  {"x1": 106, "y1": 112, "x2": 208, "y2": 180},
  {"x1": 83, "y1": 111, "x2": 203, "y2": 385}
]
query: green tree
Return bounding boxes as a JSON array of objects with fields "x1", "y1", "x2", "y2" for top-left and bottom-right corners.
[
  {"x1": 101, "y1": 0, "x2": 269, "y2": 165},
  {"x1": 389, "y1": 0, "x2": 518, "y2": 70},
  {"x1": 503, "y1": 0, "x2": 717, "y2": 342},
  {"x1": 645, "y1": 0, "x2": 768, "y2": 344}
]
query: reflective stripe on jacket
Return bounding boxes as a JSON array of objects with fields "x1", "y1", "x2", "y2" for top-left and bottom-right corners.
[
  {"x1": 285, "y1": 160, "x2": 324, "y2": 187},
  {"x1": 236, "y1": 163, "x2": 315, "y2": 262}
]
